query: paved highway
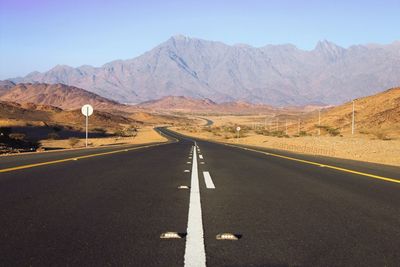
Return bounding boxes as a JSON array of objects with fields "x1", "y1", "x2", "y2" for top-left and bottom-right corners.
[{"x1": 0, "y1": 127, "x2": 399, "y2": 266}]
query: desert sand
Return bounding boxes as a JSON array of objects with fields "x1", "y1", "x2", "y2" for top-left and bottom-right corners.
[
  {"x1": 40, "y1": 126, "x2": 168, "y2": 150},
  {"x1": 174, "y1": 122, "x2": 400, "y2": 167}
]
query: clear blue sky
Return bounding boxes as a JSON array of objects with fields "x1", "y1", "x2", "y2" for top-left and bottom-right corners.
[{"x1": 0, "y1": 0, "x2": 399, "y2": 79}]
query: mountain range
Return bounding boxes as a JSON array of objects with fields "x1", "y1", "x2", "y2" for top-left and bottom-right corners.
[{"x1": 10, "y1": 35, "x2": 400, "y2": 106}]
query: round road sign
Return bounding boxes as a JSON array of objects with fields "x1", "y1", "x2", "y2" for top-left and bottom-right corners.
[
  {"x1": 236, "y1": 126, "x2": 241, "y2": 131},
  {"x1": 81, "y1": 104, "x2": 94, "y2": 117}
]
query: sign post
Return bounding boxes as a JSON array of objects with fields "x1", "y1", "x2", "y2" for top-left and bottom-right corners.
[
  {"x1": 236, "y1": 126, "x2": 241, "y2": 142},
  {"x1": 81, "y1": 104, "x2": 94, "y2": 147}
]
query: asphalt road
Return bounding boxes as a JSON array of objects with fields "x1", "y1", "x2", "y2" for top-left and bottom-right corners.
[
  {"x1": 0, "y1": 127, "x2": 399, "y2": 266},
  {"x1": 197, "y1": 117, "x2": 214, "y2": 126}
]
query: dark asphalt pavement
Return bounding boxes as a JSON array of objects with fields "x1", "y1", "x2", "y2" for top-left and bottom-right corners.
[{"x1": 0, "y1": 127, "x2": 399, "y2": 266}]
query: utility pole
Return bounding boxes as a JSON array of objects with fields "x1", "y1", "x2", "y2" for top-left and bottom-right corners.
[
  {"x1": 352, "y1": 100, "x2": 355, "y2": 135},
  {"x1": 298, "y1": 118, "x2": 300, "y2": 135},
  {"x1": 276, "y1": 117, "x2": 279, "y2": 131},
  {"x1": 285, "y1": 120, "x2": 288, "y2": 135},
  {"x1": 318, "y1": 109, "x2": 321, "y2": 136}
]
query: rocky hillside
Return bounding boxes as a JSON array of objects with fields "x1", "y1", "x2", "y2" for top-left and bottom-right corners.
[
  {"x1": 0, "y1": 80, "x2": 15, "y2": 96},
  {"x1": 301, "y1": 87, "x2": 400, "y2": 137},
  {"x1": 0, "y1": 83, "x2": 122, "y2": 110},
  {"x1": 12, "y1": 36, "x2": 400, "y2": 106},
  {"x1": 0, "y1": 101, "x2": 136, "y2": 130}
]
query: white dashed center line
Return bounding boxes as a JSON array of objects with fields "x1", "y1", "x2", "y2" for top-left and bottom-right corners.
[
  {"x1": 184, "y1": 145, "x2": 206, "y2": 267},
  {"x1": 199, "y1": 155, "x2": 203, "y2": 159}
]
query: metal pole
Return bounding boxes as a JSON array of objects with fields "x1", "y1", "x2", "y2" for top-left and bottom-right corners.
[
  {"x1": 318, "y1": 109, "x2": 321, "y2": 136},
  {"x1": 298, "y1": 118, "x2": 300, "y2": 135},
  {"x1": 85, "y1": 107, "x2": 88, "y2": 147},
  {"x1": 352, "y1": 100, "x2": 355, "y2": 135},
  {"x1": 285, "y1": 120, "x2": 288, "y2": 135}
]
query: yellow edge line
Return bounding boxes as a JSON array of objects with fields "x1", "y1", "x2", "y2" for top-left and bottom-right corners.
[
  {"x1": 0, "y1": 142, "x2": 171, "y2": 173},
  {"x1": 224, "y1": 144, "x2": 400, "y2": 185}
]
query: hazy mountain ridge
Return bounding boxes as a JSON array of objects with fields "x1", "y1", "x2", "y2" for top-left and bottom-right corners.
[
  {"x1": 137, "y1": 95, "x2": 275, "y2": 114},
  {"x1": 11, "y1": 36, "x2": 400, "y2": 105}
]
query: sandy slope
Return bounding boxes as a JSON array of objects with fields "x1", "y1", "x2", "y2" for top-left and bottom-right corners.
[{"x1": 174, "y1": 127, "x2": 400, "y2": 167}]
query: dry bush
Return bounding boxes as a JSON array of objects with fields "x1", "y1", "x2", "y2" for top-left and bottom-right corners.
[
  {"x1": 316, "y1": 125, "x2": 341, "y2": 136},
  {"x1": 371, "y1": 129, "x2": 391, "y2": 140},
  {"x1": 9, "y1": 133, "x2": 26, "y2": 141},
  {"x1": 47, "y1": 132, "x2": 60, "y2": 140},
  {"x1": 68, "y1": 137, "x2": 80, "y2": 147}
]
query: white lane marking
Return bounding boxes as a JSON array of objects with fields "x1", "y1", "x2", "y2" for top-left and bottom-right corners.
[
  {"x1": 184, "y1": 145, "x2": 206, "y2": 267},
  {"x1": 203, "y1": 171, "x2": 215, "y2": 189},
  {"x1": 199, "y1": 155, "x2": 203, "y2": 159},
  {"x1": 184, "y1": 170, "x2": 190, "y2": 173}
]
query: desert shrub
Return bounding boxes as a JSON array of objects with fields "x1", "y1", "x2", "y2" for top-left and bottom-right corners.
[
  {"x1": 316, "y1": 125, "x2": 340, "y2": 136},
  {"x1": 93, "y1": 127, "x2": 107, "y2": 134},
  {"x1": 372, "y1": 130, "x2": 391, "y2": 140},
  {"x1": 255, "y1": 129, "x2": 266, "y2": 135},
  {"x1": 114, "y1": 129, "x2": 125, "y2": 137},
  {"x1": 9, "y1": 133, "x2": 26, "y2": 141},
  {"x1": 123, "y1": 126, "x2": 138, "y2": 137},
  {"x1": 52, "y1": 126, "x2": 62, "y2": 132},
  {"x1": 68, "y1": 137, "x2": 80, "y2": 147},
  {"x1": 255, "y1": 129, "x2": 273, "y2": 136},
  {"x1": 299, "y1": 131, "x2": 309, "y2": 136},
  {"x1": 47, "y1": 132, "x2": 59, "y2": 140},
  {"x1": 269, "y1": 130, "x2": 285, "y2": 137},
  {"x1": 324, "y1": 126, "x2": 340, "y2": 136},
  {"x1": 114, "y1": 127, "x2": 137, "y2": 137}
]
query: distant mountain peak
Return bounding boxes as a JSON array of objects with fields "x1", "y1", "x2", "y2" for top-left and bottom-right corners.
[
  {"x1": 315, "y1": 40, "x2": 343, "y2": 50},
  {"x1": 171, "y1": 34, "x2": 189, "y2": 40},
  {"x1": 314, "y1": 40, "x2": 345, "y2": 60},
  {"x1": 51, "y1": 64, "x2": 74, "y2": 70}
]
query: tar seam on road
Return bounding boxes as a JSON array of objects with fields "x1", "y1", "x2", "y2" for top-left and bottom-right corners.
[
  {"x1": 224, "y1": 144, "x2": 400, "y2": 185},
  {"x1": 184, "y1": 145, "x2": 206, "y2": 267},
  {"x1": 203, "y1": 171, "x2": 215, "y2": 189},
  {"x1": 0, "y1": 142, "x2": 170, "y2": 173}
]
